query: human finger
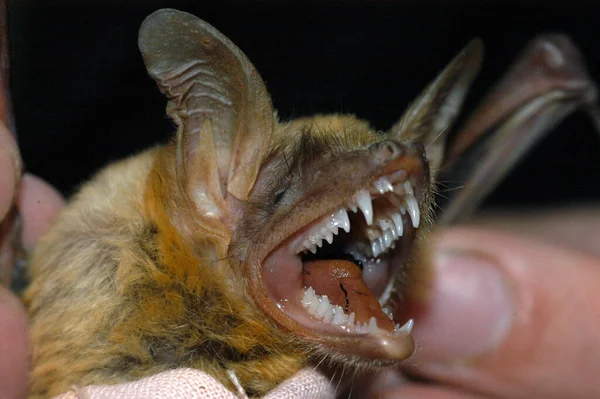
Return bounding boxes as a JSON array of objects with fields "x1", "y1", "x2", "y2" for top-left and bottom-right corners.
[{"x1": 400, "y1": 227, "x2": 600, "y2": 399}]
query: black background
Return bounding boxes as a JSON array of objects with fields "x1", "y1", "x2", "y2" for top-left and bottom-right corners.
[{"x1": 8, "y1": 1, "x2": 600, "y2": 208}]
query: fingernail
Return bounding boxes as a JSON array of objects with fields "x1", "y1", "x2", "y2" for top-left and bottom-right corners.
[
  {"x1": 410, "y1": 249, "x2": 514, "y2": 363},
  {"x1": 0, "y1": 139, "x2": 16, "y2": 219},
  {"x1": 0, "y1": 122, "x2": 20, "y2": 219}
]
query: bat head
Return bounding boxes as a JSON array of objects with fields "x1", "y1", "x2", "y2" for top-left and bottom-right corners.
[{"x1": 139, "y1": 8, "x2": 482, "y2": 373}]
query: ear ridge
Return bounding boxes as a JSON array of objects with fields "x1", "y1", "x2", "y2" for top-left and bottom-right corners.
[
  {"x1": 139, "y1": 8, "x2": 275, "y2": 213},
  {"x1": 390, "y1": 39, "x2": 484, "y2": 174}
]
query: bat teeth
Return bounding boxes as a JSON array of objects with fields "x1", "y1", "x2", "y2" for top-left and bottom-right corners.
[
  {"x1": 371, "y1": 239, "x2": 382, "y2": 257},
  {"x1": 346, "y1": 312, "x2": 356, "y2": 327},
  {"x1": 354, "y1": 189, "x2": 373, "y2": 225},
  {"x1": 383, "y1": 229, "x2": 394, "y2": 248},
  {"x1": 377, "y1": 219, "x2": 394, "y2": 233},
  {"x1": 373, "y1": 176, "x2": 394, "y2": 194},
  {"x1": 383, "y1": 307, "x2": 394, "y2": 321},
  {"x1": 370, "y1": 215, "x2": 400, "y2": 256},
  {"x1": 393, "y1": 318, "x2": 414, "y2": 335},
  {"x1": 292, "y1": 173, "x2": 417, "y2": 255},
  {"x1": 347, "y1": 202, "x2": 358, "y2": 213},
  {"x1": 331, "y1": 308, "x2": 348, "y2": 325},
  {"x1": 405, "y1": 195, "x2": 420, "y2": 228},
  {"x1": 321, "y1": 228, "x2": 334, "y2": 244},
  {"x1": 367, "y1": 316, "x2": 379, "y2": 333},
  {"x1": 391, "y1": 212, "x2": 404, "y2": 237},
  {"x1": 403, "y1": 181, "x2": 414, "y2": 196},
  {"x1": 302, "y1": 286, "x2": 400, "y2": 336},
  {"x1": 301, "y1": 287, "x2": 349, "y2": 326},
  {"x1": 327, "y1": 208, "x2": 350, "y2": 234},
  {"x1": 293, "y1": 207, "x2": 349, "y2": 254}
]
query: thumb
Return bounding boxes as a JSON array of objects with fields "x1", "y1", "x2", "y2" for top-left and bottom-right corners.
[{"x1": 403, "y1": 227, "x2": 600, "y2": 399}]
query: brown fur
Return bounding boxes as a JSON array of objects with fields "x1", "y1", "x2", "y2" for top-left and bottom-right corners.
[
  {"x1": 24, "y1": 9, "x2": 482, "y2": 398},
  {"x1": 23, "y1": 116, "x2": 385, "y2": 398}
]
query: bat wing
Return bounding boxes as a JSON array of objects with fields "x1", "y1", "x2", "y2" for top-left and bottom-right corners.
[{"x1": 437, "y1": 34, "x2": 600, "y2": 226}]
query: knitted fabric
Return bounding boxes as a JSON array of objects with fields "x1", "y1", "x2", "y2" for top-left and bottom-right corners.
[{"x1": 53, "y1": 368, "x2": 335, "y2": 399}]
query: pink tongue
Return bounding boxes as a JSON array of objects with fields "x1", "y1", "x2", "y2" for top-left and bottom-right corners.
[{"x1": 302, "y1": 259, "x2": 394, "y2": 331}]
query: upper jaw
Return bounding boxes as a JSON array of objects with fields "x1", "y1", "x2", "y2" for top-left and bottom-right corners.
[{"x1": 244, "y1": 139, "x2": 430, "y2": 362}]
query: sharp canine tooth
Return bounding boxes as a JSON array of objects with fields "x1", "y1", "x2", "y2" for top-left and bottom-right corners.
[
  {"x1": 309, "y1": 244, "x2": 317, "y2": 254},
  {"x1": 391, "y1": 213, "x2": 404, "y2": 237},
  {"x1": 354, "y1": 190, "x2": 373, "y2": 225},
  {"x1": 398, "y1": 318, "x2": 414, "y2": 334},
  {"x1": 405, "y1": 196, "x2": 420, "y2": 228}
]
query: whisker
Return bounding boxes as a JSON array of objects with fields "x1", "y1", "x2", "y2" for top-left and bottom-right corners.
[
  {"x1": 425, "y1": 126, "x2": 448, "y2": 150},
  {"x1": 439, "y1": 184, "x2": 466, "y2": 193}
]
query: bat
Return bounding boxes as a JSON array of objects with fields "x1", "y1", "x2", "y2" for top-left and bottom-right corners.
[{"x1": 12, "y1": 8, "x2": 599, "y2": 398}]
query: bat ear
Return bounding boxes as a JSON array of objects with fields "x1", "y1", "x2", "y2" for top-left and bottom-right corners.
[
  {"x1": 138, "y1": 9, "x2": 275, "y2": 219},
  {"x1": 389, "y1": 39, "x2": 483, "y2": 175}
]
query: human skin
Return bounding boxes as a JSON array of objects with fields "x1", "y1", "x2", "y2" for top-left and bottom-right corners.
[
  {"x1": 1, "y1": 116, "x2": 599, "y2": 398},
  {"x1": 0, "y1": 121, "x2": 65, "y2": 399},
  {"x1": 358, "y1": 210, "x2": 600, "y2": 399}
]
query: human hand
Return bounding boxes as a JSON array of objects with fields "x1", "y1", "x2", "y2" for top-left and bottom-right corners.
[
  {"x1": 360, "y1": 207, "x2": 600, "y2": 399},
  {"x1": 0, "y1": 121, "x2": 64, "y2": 399}
]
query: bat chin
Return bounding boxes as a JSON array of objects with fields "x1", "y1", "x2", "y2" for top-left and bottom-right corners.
[{"x1": 258, "y1": 168, "x2": 424, "y2": 362}]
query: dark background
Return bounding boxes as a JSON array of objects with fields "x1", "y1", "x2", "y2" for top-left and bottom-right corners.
[{"x1": 7, "y1": 1, "x2": 600, "y2": 208}]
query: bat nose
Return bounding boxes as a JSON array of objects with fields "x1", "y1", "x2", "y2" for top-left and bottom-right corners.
[
  {"x1": 371, "y1": 139, "x2": 426, "y2": 161},
  {"x1": 371, "y1": 139, "x2": 429, "y2": 178},
  {"x1": 370, "y1": 140, "x2": 405, "y2": 162}
]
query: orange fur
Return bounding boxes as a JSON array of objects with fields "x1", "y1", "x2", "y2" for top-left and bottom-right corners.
[
  {"x1": 24, "y1": 9, "x2": 482, "y2": 397},
  {"x1": 24, "y1": 143, "x2": 309, "y2": 398}
]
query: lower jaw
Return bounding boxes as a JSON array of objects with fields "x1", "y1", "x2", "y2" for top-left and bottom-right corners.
[{"x1": 260, "y1": 239, "x2": 415, "y2": 360}]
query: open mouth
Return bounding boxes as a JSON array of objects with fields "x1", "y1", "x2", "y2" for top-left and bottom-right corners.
[{"x1": 261, "y1": 165, "x2": 423, "y2": 358}]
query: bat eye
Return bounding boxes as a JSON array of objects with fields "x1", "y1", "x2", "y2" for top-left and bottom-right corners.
[{"x1": 273, "y1": 188, "x2": 287, "y2": 206}]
